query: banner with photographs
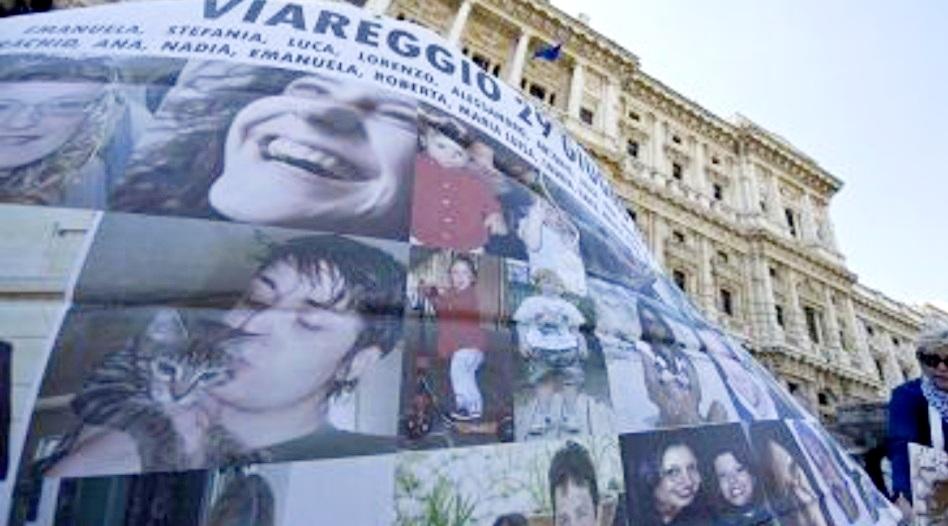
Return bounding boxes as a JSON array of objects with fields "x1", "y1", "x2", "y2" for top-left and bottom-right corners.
[{"x1": 0, "y1": 1, "x2": 902, "y2": 524}]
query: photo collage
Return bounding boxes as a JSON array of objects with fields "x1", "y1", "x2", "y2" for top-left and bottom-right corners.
[{"x1": 0, "y1": 51, "x2": 901, "y2": 525}]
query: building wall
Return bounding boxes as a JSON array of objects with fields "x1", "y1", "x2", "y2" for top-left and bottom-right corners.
[{"x1": 374, "y1": 0, "x2": 925, "y2": 422}]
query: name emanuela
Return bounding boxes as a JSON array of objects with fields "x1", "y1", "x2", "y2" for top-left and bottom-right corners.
[{"x1": 23, "y1": 24, "x2": 142, "y2": 35}]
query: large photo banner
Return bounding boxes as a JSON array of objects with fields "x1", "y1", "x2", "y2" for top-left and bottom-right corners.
[{"x1": 0, "y1": 1, "x2": 903, "y2": 524}]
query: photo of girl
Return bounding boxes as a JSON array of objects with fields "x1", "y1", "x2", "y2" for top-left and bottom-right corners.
[
  {"x1": 705, "y1": 434, "x2": 776, "y2": 525},
  {"x1": 749, "y1": 421, "x2": 834, "y2": 526},
  {"x1": 400, "y1": 247, "x2": 513, "y2": 449},
  {"x1": 110, "y1": 60, "x2": 418, "y2": 240},
  {"x1": 0, "y1": 54, "x2": 131, "y2": 207}
]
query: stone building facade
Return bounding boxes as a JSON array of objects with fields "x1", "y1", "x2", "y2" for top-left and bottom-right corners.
[
  {"x1": 366, "y1": 0, "x2": 931, "y2": 421},
  {"x1": 0, "y1": 0, "x2": 937, "y2": 425}
]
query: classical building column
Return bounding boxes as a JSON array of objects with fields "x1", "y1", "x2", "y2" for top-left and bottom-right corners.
[
  {"x1": 650, "y1": 115, "x2": 665, "y2": 173},
  {"x1": 843, "y1": 295, "x2": 871, "y2": 369},
  {"x1": 698, "y1": 237, "x2": 717, "y2": 319},
  {"x1": 801, "y1": 193, "x2": 818, "y2": 243},
  {"x1": 821, "y1": 208, "x2": 841, "y2": 251},
  {"x1": 767, "y1": 172, "x2": 784, "y2": 225},
  {"x1": 506, "y1": 30, "x2": 532, "y2": 87},
  {"x1": 603, "y1": 77, "x2": 621, "y2": 138},
  {"x1": 823, "y1": 287, "x2": 842, "y2": 352},
  {"x1": 694, "y1": 142, "x2": 709, "y2": 196},
  {"x1": 364, "y1": 0, "x2": 393, "y2": 16},
  {"x1": 740, "y1": 157, "x2": 762, "y2": 216},
  {"x1": 567, "y1": 60, "x2": 585, "y2": 118},
  {"x1": 652, "y1": 215, "x2": 668, "y2": 269},
  {"x1": 786, "y1": 271, "x2": 807, "y2": 349},
  {"x1": 751, "y1": 255, "x2": 779, "y2": 343},
  {"x1": 447, "y1": 0, "x2": 473, "y2": 45}
]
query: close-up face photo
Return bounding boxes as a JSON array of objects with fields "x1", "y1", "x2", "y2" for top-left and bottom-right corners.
[
  {"x1": 211, "y1": 74, "x2": 417, "y2": 232},
  {"x1": 554, "y1": 479, "x2": 597, "y2": 526},
  {"x1": 654, "y1": 444, "x2": 701, "y2": 512},
  {"x1": 0, "y1": 81, "x2": 105, "y2": 170},
  {"x1": 213, "y1": 257, "x2": 366, "y2": 411},
  {"x1": 714, "y1": 451, "x2": 755, "y2": 508}
]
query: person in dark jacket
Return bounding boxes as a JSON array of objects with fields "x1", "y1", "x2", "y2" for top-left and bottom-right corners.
[{"x1": 888, "y1": 318, "x2": 948, "y2": 518}]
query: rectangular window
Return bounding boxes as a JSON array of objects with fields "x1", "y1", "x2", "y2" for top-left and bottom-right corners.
[
  {"x1": 720, "y1": 289, "x2": 734, "y2": 316},
  {"x1": 672, "y1": 230, "x2": 686, "y2": 244},
  {"x1": 775, "y1": 305, "x2": 785, "y2": 327},
  {"x1": 717, "y1": 250, "x2": 729, "y2": 264},
  {"x1": 672, "y1": 163, "x2": 683, "y2": 180},
  {"x1": 785, "y1": 208, "x2": 797, "y2": 237},
  {"x1": 528, "y1": 83, "x2": 547, "y2": 102},
  {"x1": 804, "y1": 306, "x2": 822, "y2": 344},
  {"x1": 580, "y1": 107, "x2": 595, "y2": 125},
  {"x1": 713, "y1": 183, "x2": 724, "y2": 201},
  {"x1": 628, "y1": 111, "x2": 641, "y2": 121},
  {"x1": 673, "y1": 270, "x2": 687, "y2": 292},
  {"x1": 626, "y1": 140, "x2": 639, "y2": 158},
  {"x1": 627, "y1": 208, "x2": 637, "y2": 223},
  {"x1": 472, "y1": 53, "x2": 491, "y2": 72}
]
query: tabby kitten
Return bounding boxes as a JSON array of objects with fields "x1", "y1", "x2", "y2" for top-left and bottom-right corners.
[{"x1": 45, "y1": 308, "x2": 258, "y2": 473}]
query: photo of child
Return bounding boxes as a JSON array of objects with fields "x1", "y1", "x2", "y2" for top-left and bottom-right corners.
[
  {"x1": 395, "y1": 436, "x2": 625, "y2": 525},
  {"x1": 506, "y1": 260, "x2": 613, "y2": 442},
  {"x1": 410, "y1": 107, "x2": 505, "y2": 253},
  {"x1": 400, "y1": 247, "x2": 513, "y2": 449}
]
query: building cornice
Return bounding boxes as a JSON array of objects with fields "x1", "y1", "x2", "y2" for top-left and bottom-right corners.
[
  {"x1": 478, "y1": 0, "x2": 639, "y2": 82},
  {"x1": 629, "y1": 72, "x2": 739, "y2": 151},
  {"x1": 736, "y1": 115, "x2": 844, "y2": 196}
]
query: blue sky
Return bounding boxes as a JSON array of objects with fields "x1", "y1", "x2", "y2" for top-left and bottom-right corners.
[{"x1": 550, "y1": 0, "x2": 948, "y2": 309}]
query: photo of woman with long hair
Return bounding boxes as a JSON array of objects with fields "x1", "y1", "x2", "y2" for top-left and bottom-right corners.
[
  {"x1": 624, "y1": 431, "x2": 708, "y2": 526},
  {"x1": 0, "y1": 54, "x2": 128, "y2": 207},
  {"x1": 707, "y1": 444, "x2": 775, "y2": 525},
  {"x1": 111, "y1": 60, "x2": 418, "y2": 240}
]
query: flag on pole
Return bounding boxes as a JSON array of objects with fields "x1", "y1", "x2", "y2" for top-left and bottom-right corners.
[{"x1": 533, "y1": 42, "x2": 563, "y2": 61}]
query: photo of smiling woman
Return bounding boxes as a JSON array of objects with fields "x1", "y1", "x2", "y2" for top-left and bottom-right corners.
[
  {"x1": 622, "y1": 429, "x2": 709, "y2": 526},
  {"x1": 110, "y1": 60, "x2": 418, "y2": 240},
  {"x1": 703, "y1": 426, "x2": 776, "y2": 526},
  {"x1": 0, "y1": 54, "x2": 128, "y2": 207}
]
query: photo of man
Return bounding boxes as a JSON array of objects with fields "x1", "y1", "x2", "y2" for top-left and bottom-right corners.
[
  {"x1": 111, "y1": 60, "x2": 418, "y2": 240},
  {"x1": 15, "y1": 213, "x2": 408, "y2": 481}
]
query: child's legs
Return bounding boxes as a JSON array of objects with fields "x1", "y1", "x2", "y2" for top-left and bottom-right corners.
[
  {"x1": 450, "y1": 348, "x2": 485, "y2": 414},
  {"x1": 557, "y1": 353, "x2": 586, "y2": 411}
]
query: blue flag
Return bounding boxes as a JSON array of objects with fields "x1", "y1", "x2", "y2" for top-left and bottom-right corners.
[{"x1": 533, "y1": 42, "x2": 563, "y2": 62}]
